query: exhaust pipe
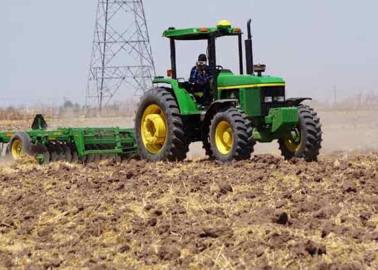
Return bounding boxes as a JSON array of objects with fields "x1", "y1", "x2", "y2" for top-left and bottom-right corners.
[{"x1": 245, "y1": 19, "x2": 254, "y2": 75}]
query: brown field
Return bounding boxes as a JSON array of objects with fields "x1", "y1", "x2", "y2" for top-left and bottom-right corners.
[{"x1": 0, "y1": 109, "x2": 378, "y2": 269}]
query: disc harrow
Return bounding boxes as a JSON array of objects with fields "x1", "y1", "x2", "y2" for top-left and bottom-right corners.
[{"x1": 0, "y1": 115, "x2": 137, "y2": 164}]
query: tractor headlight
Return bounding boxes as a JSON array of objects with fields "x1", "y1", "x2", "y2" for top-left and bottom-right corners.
[
  {"x1": 264, "y1": 97, "x2": 273, "y2": 103},
  {"x1": 274, "y1": 96, "x2": 285, "y2": 102}
]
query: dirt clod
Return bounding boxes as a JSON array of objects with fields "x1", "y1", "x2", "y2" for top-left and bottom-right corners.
[
  {"x1": 343, "y1": 182, "x2": 357, "y2": 193},
  {"x1": 118, "y1": 244, "x2": 131, "y2": 253},
  {"x1": 153, "y1": 209, "x2": 163, "y2": 216},
  {"x1": 157, "y1": 245, "x2": 181, "y2": 261},
  {"x1": 199, "y1": 227, "x2": 232, "y2": 238},
  {"x1": 147, "y1": 217, "x2": 157, "y2": 227},
  {"x1": 273, "y1": 211, "x2": 289, "y2": 225},
  {"x1": 219, "y1": 183, "x2": 233, "y2": 194},
  {"x1": 304, "y1": 240, "x2": 326, "y2": 256}
]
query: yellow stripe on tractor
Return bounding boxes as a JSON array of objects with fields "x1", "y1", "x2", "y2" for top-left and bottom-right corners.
[{"x1": 218, "y1": 83, "x2": 286, "y2": 91}]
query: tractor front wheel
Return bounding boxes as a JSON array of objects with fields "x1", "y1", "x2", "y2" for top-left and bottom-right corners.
[
  {"x1": 278, "y1": 105, "x2": 322, "y2": 162},
  {"x1": 135, "y1": 88, "x2": 189, "y2": 161},
  {"x1": 209, "y1": 108, "x2": 254, "y2": 162}
]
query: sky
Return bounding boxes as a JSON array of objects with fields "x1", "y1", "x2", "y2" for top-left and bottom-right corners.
[{"x1": 0, "y1": 0, "x2": 377, "y2": 106}]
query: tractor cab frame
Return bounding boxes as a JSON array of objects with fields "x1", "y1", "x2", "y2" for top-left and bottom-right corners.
[{"x1": 164, "y1": 20, "x2": 255, "y2": 96}]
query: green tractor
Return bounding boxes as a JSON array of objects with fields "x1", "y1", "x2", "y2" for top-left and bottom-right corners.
[{"x1": 135, "y1": 20, "x2": 322, "y2": 162}]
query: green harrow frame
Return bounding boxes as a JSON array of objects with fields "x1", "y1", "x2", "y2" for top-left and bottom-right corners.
[{"x1": 0, "y1": 115, "x2": 137, "y2": 164}]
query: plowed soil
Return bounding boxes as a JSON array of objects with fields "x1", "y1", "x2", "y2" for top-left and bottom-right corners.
[{"x1": 1, "y1": 153, "x2": 378, "y2": 269}]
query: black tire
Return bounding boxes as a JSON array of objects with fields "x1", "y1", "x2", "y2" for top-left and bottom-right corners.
[
  {"x1": 8, "y1": 132, "x2": 33, "y2": 160},
  {"x1": 135, "y1": 88, "x2": 189, "y2": 161},
  {"x1": 201, "y1": 121, "x2": 215, "y2": 160},
  {"x1": 209, "y1": 108, "x2": 254, "y2": 162},
  {"x1": 278, "y1": 105, "x2": 322, "y2": 162}
]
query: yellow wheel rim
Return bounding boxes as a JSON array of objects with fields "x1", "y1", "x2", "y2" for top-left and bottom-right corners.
[
  {"x1": 141, "y1": 104, "x2": 168, "y2": 154},
  {"x1": 215, "y1": 121, "x2": 234, "y2": 155},
  {"x1": 11, "y1": 139, "x2": 24, "y2": 160},
  {"x1": 284, "y1": 128, "x2": 302, "y2": 153}
]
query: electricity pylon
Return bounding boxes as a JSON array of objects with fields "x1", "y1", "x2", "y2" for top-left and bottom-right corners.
[{"x1": 86, "y1": 0, "x2": 155, "y2": 111}]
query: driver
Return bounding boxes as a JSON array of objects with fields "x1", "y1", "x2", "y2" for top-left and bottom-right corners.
[{"x1": 189, "y1": 54, "x2": 213, "y2": 104}]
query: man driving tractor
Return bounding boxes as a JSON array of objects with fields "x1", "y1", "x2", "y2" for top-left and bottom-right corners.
[{"x1": 189, "y1": 54, "x2": 213, "y2": 104}]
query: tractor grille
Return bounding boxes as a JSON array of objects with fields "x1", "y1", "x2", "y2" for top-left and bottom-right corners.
[{"x1": 261, "y1": 86, "x2": 286, "y2": 115}]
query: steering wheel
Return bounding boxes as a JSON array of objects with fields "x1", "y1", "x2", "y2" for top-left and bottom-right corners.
[{"x1": 216, "y1": 65, "x2": 224, "y2": 71}]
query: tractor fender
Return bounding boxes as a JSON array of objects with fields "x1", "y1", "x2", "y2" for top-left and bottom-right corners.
[
  {"x1": 202, "y1": 99, "x2": 238, "y2": 124},
  {"x1": 153, "y1": 78, "x2": 199, "y2": 115},
  {"x1": 285, "y1": 97, "x2": 312, "y2": 107}
]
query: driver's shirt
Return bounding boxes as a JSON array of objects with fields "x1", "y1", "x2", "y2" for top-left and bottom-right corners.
[{"x1": 189, "y1": 65, "x2": 212, "y2": 86}]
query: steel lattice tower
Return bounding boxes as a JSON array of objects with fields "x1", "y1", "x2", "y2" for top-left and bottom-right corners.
[{"x1": 86, "y1": 0, "x2": 155, "y2": 110}]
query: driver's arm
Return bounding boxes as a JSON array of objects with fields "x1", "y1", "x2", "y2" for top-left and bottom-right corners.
[{"x1": 189, "y1": 67, "x2": 197, "y2": 83}]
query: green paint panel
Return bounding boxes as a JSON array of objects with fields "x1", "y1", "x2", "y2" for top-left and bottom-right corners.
[
  {"x1": 153, "y1": 77, "x2": 200, "y2": 115},
  {"x1": 252, "y1": 107, "x2": 299, "y2": 142},
  {"x1": 267, "y1": 107, "x2": 299, "y2": 134},
  {"x1": 239, "y1": 88, "x2": 261, "y2": 116},
  {"x1": 217, "y1": 71, "x2": 285, "y2": 89}
]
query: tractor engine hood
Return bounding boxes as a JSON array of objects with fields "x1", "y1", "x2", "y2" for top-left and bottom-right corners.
[{"x1": 217, "y1": 71, "x2": 285, "y2": 90}]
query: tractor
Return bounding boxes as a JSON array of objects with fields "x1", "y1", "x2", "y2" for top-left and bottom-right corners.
[{"x1": 135, "y1": 19, "x2": 322, "y2": 162}]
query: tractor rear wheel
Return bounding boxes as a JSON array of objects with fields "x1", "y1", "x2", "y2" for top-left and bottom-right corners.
[
  {"x1": 278, "y1": 105, "x2": 322, "y2": 162},
  {"x1": 209, "y1": 108, "x2": 254, "y2": 162},
  {"x1": 135, "y1": 88, "x2": 189, "y2": 161}
]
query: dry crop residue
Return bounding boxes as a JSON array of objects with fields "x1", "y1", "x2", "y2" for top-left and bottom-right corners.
[{"x1": 0, "y1": 154, "x2": 378, "y2": 269}]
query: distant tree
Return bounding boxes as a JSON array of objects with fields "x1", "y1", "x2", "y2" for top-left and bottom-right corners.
[{"x1": 63, "y1": 99, "x2": 74, "y2": 109}]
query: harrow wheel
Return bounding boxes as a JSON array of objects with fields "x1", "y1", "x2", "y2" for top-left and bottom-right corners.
[
  {"x1": 209, "y1": 108, "x2": 254, "y2": 162},
  {"x1": 278, "y1": 105, "x2": 322, "y2": 162},
  {"x1": 9, "y1": 132, "x2": 33, "y2": 161}
]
